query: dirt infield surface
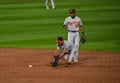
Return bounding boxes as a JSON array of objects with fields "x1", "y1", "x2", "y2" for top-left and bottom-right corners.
[{"x1": 0, "y1": 48, "x2": 120, "y2": 83}]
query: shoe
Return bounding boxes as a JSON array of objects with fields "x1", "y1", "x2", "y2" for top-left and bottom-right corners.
[
  {"x1": 53, "y1": 8, "x2": 56, "y2": 9},
  {"x1": 65, "y1": 62, "x2": 71, "y2": 67},
  {"x1": 74, "y1": 55, "x2": 78, "y2": 62},
  {"x1": 74, "y1": 59, "x2": 78, "y2": 62},
  {"x1": 52, "y1": 7, "x2": 56, "y2": 9},
  {"x1": 46, "y1": 7, "x2": 49, "y2": 9}
]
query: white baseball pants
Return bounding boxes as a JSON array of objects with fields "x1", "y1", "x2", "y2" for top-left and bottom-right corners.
[
  {"x1": 68, "y1": 32, "x2": 80, "y2": 61},
  {"x1": 45, "y1": 0, "x2": 55, "y2": 9}
]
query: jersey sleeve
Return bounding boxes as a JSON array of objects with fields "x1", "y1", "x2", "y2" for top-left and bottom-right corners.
[
  {"x1": 63, "y1": 18, "x2": 68, "y2": 26},
  {"x1": 62, "y1": 43, "x2": 69, "y2": 52},
  {"x1": 79, "y1": 18, "x2": 83, "y2": 26},
  {"x1": 56, "y1": 44, "x2": 60, "y2": 50}
]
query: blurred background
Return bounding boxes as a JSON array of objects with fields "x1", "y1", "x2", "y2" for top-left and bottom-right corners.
[{"x1": 0, "y1": 0, "x2": 120, "y2": 51}]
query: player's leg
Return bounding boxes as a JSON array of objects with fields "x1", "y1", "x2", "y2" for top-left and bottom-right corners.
[
  {"x1": 51, "y1": 0, "x2": 55, "y2": 9},
  {"x1": 73, "y1": 33, "x2": 80, "y2": 62},
  {"x1": 64, "y1": 49, "x2": 71, "y2": 60},
  {"x1": 45, "y1": 0, "x2": 49, "y2": 9},
  {"x1": 68, "y1": 32, "x2": 74, "y2": 44},
  {"x1": 66, "y1": 32, "x2": 74, "y2": 61},
  {"x1": 66, "y1": 48, "x2": 76, "y2": 67}
]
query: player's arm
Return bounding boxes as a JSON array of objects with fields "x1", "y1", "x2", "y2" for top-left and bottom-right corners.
[
  {"x1": 80, "y1": 25, "x2": 86, "y2": 43},
  {"x1": 80, "y1": 25, "x2": 85, "y2": 36},
  {"x1": 63, "y1": 18, "x2": 68, "y2": 29},
  {"x1": 59, "y1": 49, "x2": 67, "y2": 59},
  {"x1": 79, "y1": 18, "x2": 85, "y2": 36}
]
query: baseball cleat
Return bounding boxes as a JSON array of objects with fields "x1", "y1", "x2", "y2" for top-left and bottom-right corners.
[
  {"x1": 46, "y1": 7, "x2": 49, "y2": 9},
  {"x1": 74, "y1": 59, "x2": 78, "y2": 62},
  {"x1": 65, "y1": 62, "x2": 71, "y2": 67},
  {"x1": 52, "y1": 7, "x2": 56, "y2": 9}
]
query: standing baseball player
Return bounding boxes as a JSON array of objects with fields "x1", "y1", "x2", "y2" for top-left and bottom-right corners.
[
  {"x1": 51, "y1": 37, "x2": 77, "y2": 67},
  {"x1": 63, "y1": 9, "x2": 86, "y2": 62},
  {"x1": 45, "y1": 0, "x2": 55, "y2": 9}
]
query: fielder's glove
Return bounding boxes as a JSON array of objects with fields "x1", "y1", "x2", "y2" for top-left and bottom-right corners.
[
  {"x1": 51, "y1": 55, "x2": 59, "y2": 67},
  {"x1": 80, "y1": 36, "x2": 86, "y2": 43}
]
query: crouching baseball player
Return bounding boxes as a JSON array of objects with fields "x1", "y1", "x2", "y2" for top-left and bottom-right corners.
[{"x1": 51, "y1": 37, "x2": 77, "y2": 67}]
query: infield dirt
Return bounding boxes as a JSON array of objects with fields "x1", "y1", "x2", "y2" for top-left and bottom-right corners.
[{"x1": 0, "y1": 48, "x2": 120, "y2": 83}]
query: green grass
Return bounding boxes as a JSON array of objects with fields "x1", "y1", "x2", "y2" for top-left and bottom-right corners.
[{"x1": 0, "y1": 0, "x2": 120, "y2": 51}]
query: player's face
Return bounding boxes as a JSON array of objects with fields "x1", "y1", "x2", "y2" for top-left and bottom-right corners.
[
  {"x1": 57, "y1": 41, "x2": 63, "y2": 45},
  {"x1": 70, "y1": 12, "x2": 75, "y2": 18}
]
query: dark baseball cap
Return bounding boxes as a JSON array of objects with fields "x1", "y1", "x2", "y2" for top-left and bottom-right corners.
[{"x1": 56, "y1": 37, "x2": 63, "y2": 43}]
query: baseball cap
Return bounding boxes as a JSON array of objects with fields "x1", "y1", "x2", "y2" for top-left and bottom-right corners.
[
  {"x1": 56, "y1": 37, "x2": 63, "y2": 43},
  {"x1": 69, "y1": 9, "x2": 75, "y2": 14}
]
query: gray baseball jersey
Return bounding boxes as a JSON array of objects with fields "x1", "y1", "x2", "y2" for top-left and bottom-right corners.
[
  {"x1": 64, "y1": 16, "x2": 83, "y2": 31},
  {"x1": 57, "y1": 41, "x2": 74, "y2": 54}
]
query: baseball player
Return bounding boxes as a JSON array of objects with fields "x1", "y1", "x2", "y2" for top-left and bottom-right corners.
[
  {"x1": 52, "y1": 37, "x2": 77, "y2": 67},
  {"x1": 63, "y1": 9, "x2": 85, "y2": 62},
  {"x1": 45, "y1": 0, "x2": 55, "y2": 9}
]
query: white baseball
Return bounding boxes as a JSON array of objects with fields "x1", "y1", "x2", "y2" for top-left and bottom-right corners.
[{"x1": 29, "y1": 65, "x2": 32, "y2": 67}]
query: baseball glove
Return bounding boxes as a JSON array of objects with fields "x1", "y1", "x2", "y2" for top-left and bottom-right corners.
[
  {"x1": 51, "y1": 55, "x2": 59, "y2": 67},
  {"x1": 80, "y1": 36, "x2": 86, "y2": 43}
]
